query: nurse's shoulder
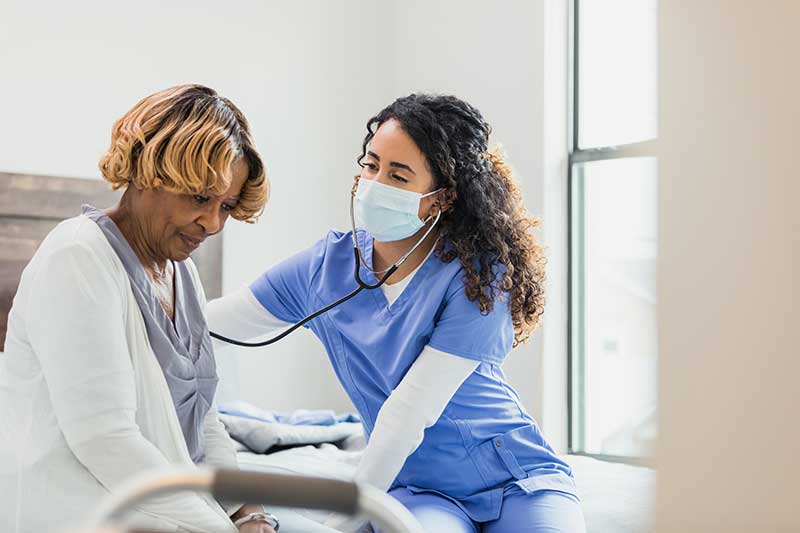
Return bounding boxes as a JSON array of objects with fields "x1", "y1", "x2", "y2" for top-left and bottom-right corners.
[
  {"x1": 249, "y1": 229, "x2": 358, "y2": 321},
  {"x1": 311, "y1": 229, "x2": 364, "y2": 284},
  {"x1": 273, "y1": 229, "x2": 356, "y2": 280},
  {"x1": 261, "y1": 228, "x2": 350, "y2": 272},
  {"x1": 428, "y1": 255, "x2": 514, "y2": 365},
  {"x1": 317, "y1": 229, "x2": 357, "y2": 259},
  {"x1": 433, "y1": 246, "x2": 509, "y2": 304}
]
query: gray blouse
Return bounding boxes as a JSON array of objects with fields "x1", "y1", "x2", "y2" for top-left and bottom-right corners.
[{"x1": 83, "y1": 205, "x2": 218, "y2": 462}]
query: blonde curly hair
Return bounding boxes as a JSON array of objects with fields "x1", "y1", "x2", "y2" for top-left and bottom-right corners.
[{"x1": 99, "y1": 84, "x2": 268, "y2": 223}]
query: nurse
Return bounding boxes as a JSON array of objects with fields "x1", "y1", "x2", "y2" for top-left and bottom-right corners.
[{"x1": 208, "y1": 94, "x2": 586, "y2": 532}]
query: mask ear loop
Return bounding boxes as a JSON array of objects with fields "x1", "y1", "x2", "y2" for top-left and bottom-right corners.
[
  {"x1": 349, "y1": 188, "x2": 443, "y2": 275},
  {"x1": 421, "y1": 187, "x2": 444, "y2": 199},
  {"x1": 417, "y1": 187, "x2": 445, "y2": 226}
]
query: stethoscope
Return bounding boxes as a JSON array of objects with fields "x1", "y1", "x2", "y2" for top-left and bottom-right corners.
[{"x1": 209, "y1": 189, "x2": 442, "y2": 348}]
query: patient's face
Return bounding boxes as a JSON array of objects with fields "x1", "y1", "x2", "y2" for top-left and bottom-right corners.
[
  {"x1": 135, "y1": 158, "x2": 249, "y2": 262},
  {"x1": 359, "y1": 119, "x2": 439, "y2": 220}
]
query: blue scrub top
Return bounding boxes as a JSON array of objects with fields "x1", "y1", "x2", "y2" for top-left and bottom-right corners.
[{"x1": 250, "y1": 230, "x2": 576, "y2": 522}]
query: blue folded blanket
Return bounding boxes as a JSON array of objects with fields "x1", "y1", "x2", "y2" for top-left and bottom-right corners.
[
  {"x1": 219, "y1": 400, "x2": 360, "y2": 426},
  {"x1": 218, "y1": 401, "x2": 365, "y2": 454}
]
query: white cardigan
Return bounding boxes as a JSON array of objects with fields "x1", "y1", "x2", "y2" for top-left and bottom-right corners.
[{"x1": 0, "y1": 215, "x2": 238, "y2": 533}]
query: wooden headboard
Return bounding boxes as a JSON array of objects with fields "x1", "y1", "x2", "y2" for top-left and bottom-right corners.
[{"x1": 0, "y1": 172, "x2": 223, "y2": 350}]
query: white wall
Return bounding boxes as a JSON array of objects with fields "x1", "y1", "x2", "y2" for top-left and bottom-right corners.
[
  {"x1": 0, "y1": 1, "x2": 562, "y2": 433},
  {"x1": 656, "y1": 1, "x2": 800, "y2": 530}
]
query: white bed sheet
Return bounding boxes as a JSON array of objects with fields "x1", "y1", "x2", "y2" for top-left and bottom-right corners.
[
  {"x1": 236, "y1": 447, "x2": 655, "y2": 532},
  {"x1": 569, "y1": 455, "x2": 655, "y2": 533}
]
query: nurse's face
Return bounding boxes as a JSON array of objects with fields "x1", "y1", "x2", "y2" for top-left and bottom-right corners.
[{"x1": 359, "y1": 119, "x2": 440, "y2": 221}]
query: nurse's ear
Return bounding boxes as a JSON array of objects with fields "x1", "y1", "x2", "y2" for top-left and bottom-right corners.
[{"x1": 427, "y1": 188, "x2": 455, "y2": 218}]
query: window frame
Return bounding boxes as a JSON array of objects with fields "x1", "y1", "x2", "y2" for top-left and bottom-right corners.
[{"x1": 567, "y1": 0, "x2": 658, "y2": 464}]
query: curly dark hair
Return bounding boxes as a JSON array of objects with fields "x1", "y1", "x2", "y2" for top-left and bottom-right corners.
[{"x1": 358, "y1": 94, "x2": 546, "y2": 346}]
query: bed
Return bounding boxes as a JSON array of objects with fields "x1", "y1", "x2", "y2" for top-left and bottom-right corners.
[
  {"x1": 236, "y1": 446, "x2": 656, "y2": 532},
  {"x1": 222, "y1": 411, "x2": 656, "y2": 532}
]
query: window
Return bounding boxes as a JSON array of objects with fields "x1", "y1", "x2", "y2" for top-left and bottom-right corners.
[{"x1": 569, "y1": 0, "x2": 658, "y2": 460}]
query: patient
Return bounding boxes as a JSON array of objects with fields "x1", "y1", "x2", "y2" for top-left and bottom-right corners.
[{"x1": 0, "y1": 85, "x2": 276, "y2": 532}]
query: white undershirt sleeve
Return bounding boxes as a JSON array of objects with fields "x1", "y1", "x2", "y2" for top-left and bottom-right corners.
[
  {"x1": 325, "y1": 346, "x2": 478, "y2": 531},
  {"x1": 206, "y1": 286, "x2": 292, "y2": 354},
  {"x1": 354, "y1": 346, "x2": 479, "y2": 491}
]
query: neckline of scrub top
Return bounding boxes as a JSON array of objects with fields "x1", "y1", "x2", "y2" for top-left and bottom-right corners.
[
  {"x1": 380, "y1": 238, "x2": 438, "y2": 306},
  {"x1": 357, "y1": 230, "x2": 438, "y2": 315}
]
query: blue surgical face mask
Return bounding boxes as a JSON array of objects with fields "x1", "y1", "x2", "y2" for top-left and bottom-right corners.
[{"x1": 353, "y1": 179, "x2": 442, "y2": 242}]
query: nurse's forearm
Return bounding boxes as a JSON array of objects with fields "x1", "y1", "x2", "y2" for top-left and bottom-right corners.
[
  {"x1": 355, "y1": 384, "x2": 427, "y2": 491},
  {"x1": 206, "y1": 286, "x2": 292, "y2": 352},
  {"x1": 354, "y1": 347, "x2": 478, "y2": 491}
]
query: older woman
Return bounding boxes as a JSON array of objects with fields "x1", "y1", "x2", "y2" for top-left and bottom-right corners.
[{"x1": 0, "y1": 85, "x2": 277, "y2": 532}]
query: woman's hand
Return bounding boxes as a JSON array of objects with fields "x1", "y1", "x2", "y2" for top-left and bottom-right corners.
[
  {"x1": 232, "y1": 504, "x2": 277, "y2": 533},
  {"x1": 238, "y1": 521, "x2": 275, "y2": 533}
]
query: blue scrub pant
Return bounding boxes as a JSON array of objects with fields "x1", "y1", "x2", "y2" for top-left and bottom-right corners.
[{"x1": 380, "y1": 486, "x2": 586, "y2": 533}]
